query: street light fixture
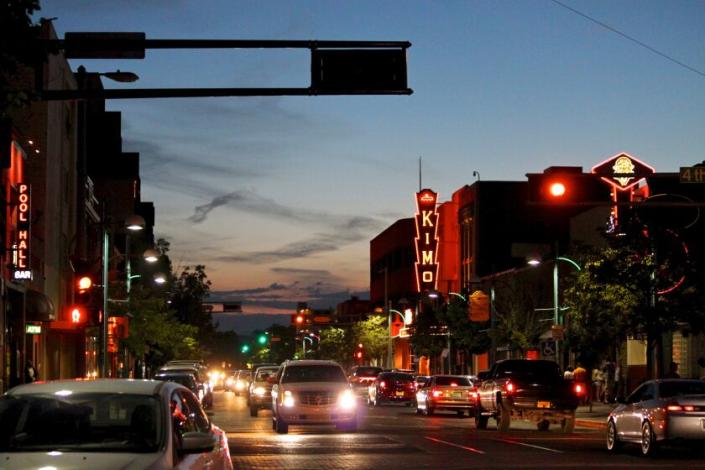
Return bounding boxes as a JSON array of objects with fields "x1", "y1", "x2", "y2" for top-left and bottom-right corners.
[
  {"x1": 143, "y1": 248, "x2": 159, "y2": 263},
  {"x1": 528, "y1": 254, "x2": 581, "y2": 367},
  {"x1": 154, "y1": 273, "x2": 167, "y2": 285}
]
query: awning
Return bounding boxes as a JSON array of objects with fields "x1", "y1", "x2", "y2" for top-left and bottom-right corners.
[{"x1": 25, "y1": 289, "x2": 56, "y2": 322}]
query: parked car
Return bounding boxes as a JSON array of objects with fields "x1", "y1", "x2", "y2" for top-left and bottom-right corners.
[
  {"x1": 0, "y1": 379, "x2": 232, "y2": 469},
  {"x1": 248, "y1": 366, "x2": 280, "y2": 416},
  {"x1": 368, "y1": 371, "x2": 416, "y2": 407},
  {"x1": 416, "y1": 375, "x2": 477, "y2": 417},
  {"x1": 607, "y1": 379, "x2": 705, "y2": 456},
  {"x1": 153, "y1": 371, "x2": 212, "y2": 409},
  {"x1": 271, "y1": 360, "x2": 357, "y2": 434},
  {"x1": 349, "y1": 365, "x2": 383, "y2": 398},
  {"x1": 157, "y1": 364, "x2": 213, "y2": 409}
]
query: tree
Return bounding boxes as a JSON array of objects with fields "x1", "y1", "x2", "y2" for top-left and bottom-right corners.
[
  {"x1": 491, "y1": 271, "x2": 549, "y2": 357},
  {"x1": 170, "y1": 264, "x2": 214, "y2": 341},
  {"x1": 267, "y1": 324, "x2": 296, "y2": 364},
  {"x1": 315, "y1": 326, "x2": 351, "y2": 367},
  {"x1": 122, "y1": 285, "x2": 199, "y2": 374},
  {"x1": 410, "y1": 302, "x2": 445, "y2": 361},
  {"x1": 0, "y1": 0, "x2": 45, "y2": 119},
  {"x1": 438, "y1": 297, "x2": 490, "y2": 357},
  {"x1": 354, "y1": 315, "x2": 388, "y2": 365}
]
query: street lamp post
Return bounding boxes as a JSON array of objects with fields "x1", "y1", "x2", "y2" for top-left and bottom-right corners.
[
  {"x1": 302, "y1": 336, "x2": 313, "y2": 358},
  {"x1": 100, "y1": 214, "x2": 146, "y2": 378}
]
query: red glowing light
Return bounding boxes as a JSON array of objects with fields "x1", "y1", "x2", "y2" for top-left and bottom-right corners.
[
  {"x1": 549, "y1": 182, "x2": 566, "y2": 197},
  {"x1": 506, "y1": 382, "x2": 514, "y2": 393},
  {"x1": 70, "y1": 307, "x2": 83, "y2": 323},
  {"x1": 296, "y1": 315, "x2": 304, "y2": 324},
  {"x1": 77, "y1": 276, "x2": 92, "y2": 292}
]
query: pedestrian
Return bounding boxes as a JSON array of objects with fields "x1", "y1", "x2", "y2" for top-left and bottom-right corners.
[
  {"x1": 573, "y1": 363, "x2": 588, "y2": 406},
  {"x1": 603, "y1": 362, "x2": 615, "y2": 403},
  {"x1": 24, "y1": 359, "x2": 38, "y2": 383},
  {"x1": 563, "y1": 366, "x2": 575, "y2": 380},
  {"x1": 592, "y1": 366, "x2": 605, "y2": 403}
]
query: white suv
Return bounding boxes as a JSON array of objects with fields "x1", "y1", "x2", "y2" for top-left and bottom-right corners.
[{"x1": 271, "y1": 360, "x2": 358, "y2": 434}]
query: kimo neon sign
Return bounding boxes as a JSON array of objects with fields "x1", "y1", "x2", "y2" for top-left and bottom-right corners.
[{"x1": 414, "y1": 189, "x2": 439, "y2": 292}]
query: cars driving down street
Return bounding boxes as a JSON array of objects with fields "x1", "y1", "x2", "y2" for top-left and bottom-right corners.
[
  {"x1": 415, "y1": 375, "x2": 477, "y2": 417},
  {"x1": 368, "y1": 371, "x2": 416, "y2": 407}
]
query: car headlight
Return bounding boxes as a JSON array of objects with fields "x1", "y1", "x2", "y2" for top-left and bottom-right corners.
[
  {"x1": 283, "y1": 390, "x2": 295, "y2": 407},
  {"x1": 253, "y1": 386, "x2": 266, "y2": 397},
  {"x1": 338, "y1": 390, "x2": 357, "y2": 410},
  {"x1": 225, "y1": 377, "x2": 233, "y2": 386}
]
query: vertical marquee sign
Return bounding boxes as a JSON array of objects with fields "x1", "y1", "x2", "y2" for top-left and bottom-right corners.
[
  {"x1": 13, "y1": 183, "x2": 32, "y2": 280},
  {"x1": 414, "y1": 188, "x2": 439, "y2": 293}
]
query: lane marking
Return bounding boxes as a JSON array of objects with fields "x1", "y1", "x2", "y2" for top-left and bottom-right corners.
[
  {"x1": 424, "y1": 436, "x2": 486, "y2": 454},
  {"x1": 520, "y1": 436, "x2": 602, "y2": 441},
  {"x1": 496, "y1": 438, "x2": 563, "y2": 454}
]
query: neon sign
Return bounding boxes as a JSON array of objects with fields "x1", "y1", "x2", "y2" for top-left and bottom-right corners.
[
  {"x1": 414, "y1": 189, "x2": 439, "y2": 292},
  {"x1": 591, "y1": 152, "x2": 655, "y2": 192},
  {"x1": 12, "y1": 183, "x2": 32, "y2": 281}
]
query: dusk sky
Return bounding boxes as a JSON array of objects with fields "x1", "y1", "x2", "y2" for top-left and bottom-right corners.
[{"x1": 39, "y1": 1, "x2": 705, "y2": 322}]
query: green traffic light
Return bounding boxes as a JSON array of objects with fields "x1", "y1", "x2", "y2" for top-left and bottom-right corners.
[
  {"x1": 241, "y1": 344, "x2": 250, "y2": 353},
  {"x1": 258, "y1": 334, "x2": 267, "y2": 345}
]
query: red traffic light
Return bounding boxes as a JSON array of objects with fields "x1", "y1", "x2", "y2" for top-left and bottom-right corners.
[
  {"x1": 296, "y1": 315, "x2": 304, "y2": 324},
  {"x1": 77, "y1": 276, "x2": 93, "y2": 293},
  {"x1": 69, "y1": 305, "x2": 86, "y2": 323},
  {"x1": 356, "y1": 351, "x2": 363, "y2": 359},
  {"x1": 548, "y1": 181, "x2": 566, "y2": 197}
]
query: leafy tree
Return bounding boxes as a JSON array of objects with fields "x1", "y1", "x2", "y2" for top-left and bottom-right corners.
[
  {"x1": 0, "y1": 0, "x2": 45, "y2": 119},
  {"x1": 354, "y1": 314, "x2": 389, "y2": 365},
  {"x1": 438, "y1": 297, "x2": 491, "y2": 357},
  {"x1": 410, "y1": 302, "x2": 445, "y2": 361},
  {"x1": 491, "y1": 270, "x2": 550, "y2": 357},
  {"x1": 267, "y1": 324, "x2": 296, "y2": 364},
  {"x1": 122, "y1": 285, "x2": 199, "y2": 374},
  {"x1": 170, "y1": 265, "x2": 214, "y2": 341},
  {"x1": 315, "y1": 326, "x2": 351, "y2": 367}
]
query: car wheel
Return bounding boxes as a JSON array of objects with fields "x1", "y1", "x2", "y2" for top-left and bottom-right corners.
[
  {"x1": 426, "y1": 401, "x2": 434, "y2": 416},
  {"x1": 249, "y1": 406, "x2": 258, "y2": 417},
  {"x1": 457, "y1": 410, "x2": 465, "y2": 418},
  {"x1": 606, "y1": 420, "x2": 622, "y2": 452},
  {"x1": 497, "y1": 402, "x2": 511, "y2": 432},
  {"x1": 374, "y1": 397, "x2": 382, "y2": 407},
  {"x1": 416, "y1": 406, "x2": 423, "y2": 415},
  {"x1": 275, "y1": 417, "x2": 288, "y2": 434},
  {"x1": 641, "y1": 421, "x2": 658, "y2": 456},
  {"x1": 475, "y1": 412, "x2": 489, "y2": 430},
  {"x1": 561, "y1": 411, "x2": 576, "y2": 434}
]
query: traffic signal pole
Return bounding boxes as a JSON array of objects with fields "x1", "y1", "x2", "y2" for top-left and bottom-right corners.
[{"x1": 101, "y1": 229, "x2": 109, "y2": 378}]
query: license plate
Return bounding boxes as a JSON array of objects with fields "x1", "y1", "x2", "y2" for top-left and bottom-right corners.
[
  {"x1": 452, "y1": 392, "x2": 462, "y2": 399},
  {"x1": 537, "y1": 401, "x2": 552, "y2": 408},
  {"x1": 396, "y1": 391, "x2": 405, "y2": 397}
]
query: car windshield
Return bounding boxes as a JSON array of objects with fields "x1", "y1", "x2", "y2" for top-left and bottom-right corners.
[
  {"x1": 281, "y1": 365, "x2": 347, "y2": 384},
  {"x1": 0, "y1": 393, "x2": 162, "y2": 453},
  {"x1": 380, "y1": 373, "x2": 414, "y2": 382},
  {"x1": 255, "y1": 368, "x2": 278, "y2": 381},
  {"x1": 659, "y1": 381, "x2": 705, "y2": 398},
  {"x1": 239, "y1": 371, "x2": 252, "y2": 379},
  {"x1": 435, "y1": 376, "x2": 471, "y2": 386},
  {"x1": 355, "y1": 367, "x2": 382, "y2": 377},
  {"x1": 154, "y1": 374, "x2": 196, "y2": 389}
]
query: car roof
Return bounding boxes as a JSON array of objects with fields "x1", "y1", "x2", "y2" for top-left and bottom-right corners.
[
  {"x1": 284, "y1": 360, "x2": 342, "y2": 367},
  {"x1": 159, "y1": 364, "x2": 201, "y2": 371},
  {"x1": 6, "y1": 379, "x2": 175, "y2": 396}
]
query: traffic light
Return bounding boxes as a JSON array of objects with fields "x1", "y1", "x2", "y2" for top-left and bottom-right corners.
[
  {"x1": 241, "y1": 344, "x2": 250, "y2": 354},
  {"x1": 527, "y1": 167, "x2": 605, "y2": 205},
  {"x1": 354, "y1": 343, "x2": 364, "y2": 363},
  {"x1": 257, "y1": 333, "x2": 268, "y2": 346},
  {"x1": 69, "y1": 305, "x2": 86, "y2": 324},
  {"x1": 73, "y1": 261, "x2": 99, "y2": 325}
]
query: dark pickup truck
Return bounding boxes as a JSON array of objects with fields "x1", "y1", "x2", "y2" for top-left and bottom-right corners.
[{"x1": 475, "y1": 359, "x2": 583, "y2": 432}]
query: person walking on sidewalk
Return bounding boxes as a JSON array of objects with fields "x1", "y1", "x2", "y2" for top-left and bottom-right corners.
[{"x1": 592, "y1": 366, "x2": 605, "y2": 404}]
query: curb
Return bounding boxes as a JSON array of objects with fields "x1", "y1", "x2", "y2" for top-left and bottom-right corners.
[{"x1": 575, "y1": 419, "x2": 607, "y2": 430}]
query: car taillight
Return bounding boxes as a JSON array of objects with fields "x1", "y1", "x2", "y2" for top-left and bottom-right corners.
[
  {"x1": 380, "y1": 381, "x2": 386, "y2": 389},
  {"x1": 468, "y1": 390, "x2": 478, "y2": 399},
  {"x1": 574, "y1": 383, "x2": 584, "y2": 395},
  {"x1": 666, "y1": 404, "x2": 694, "y2": 412},
  {"x1": 432, "y1": 388, "x2": 443, "y2": 398},
  {"x1": 408, "y1": 382, "x2": 416, "y2": 390},
  {"x1": 505, "y1": 382, "x2": 514, "y2": 394}
]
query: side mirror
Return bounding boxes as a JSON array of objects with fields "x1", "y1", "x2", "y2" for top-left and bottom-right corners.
[{"x1": 180, "y1": 431, "x2": 216, "y2": 454}]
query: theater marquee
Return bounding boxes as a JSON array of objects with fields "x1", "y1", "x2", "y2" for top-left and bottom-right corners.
[{"x1": 414, "y1": 189, "x2": 439, "y2": 293}]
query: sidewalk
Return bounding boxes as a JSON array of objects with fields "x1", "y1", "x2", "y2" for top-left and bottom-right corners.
[{"x1": 575, "y1": 402, "x2": 615, "y2": 430}]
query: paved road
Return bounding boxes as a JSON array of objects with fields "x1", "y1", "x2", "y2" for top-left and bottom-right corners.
[{"x1": 210, "y1": 391, "x2": 705, "y2": 469}]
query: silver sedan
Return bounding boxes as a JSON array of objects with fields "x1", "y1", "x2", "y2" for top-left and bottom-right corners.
[{"x1": 607, "y1": 378, "x2": 705, "y2": 456}]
